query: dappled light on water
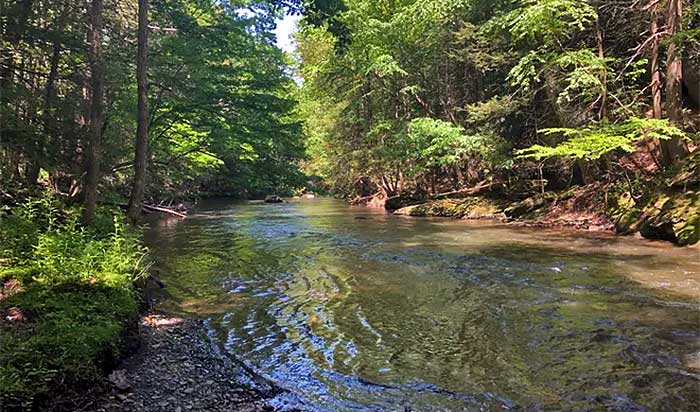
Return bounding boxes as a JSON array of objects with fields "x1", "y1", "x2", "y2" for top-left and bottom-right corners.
[{"x1": 146, "y1": 198, "x2": 700, "y2": 412}]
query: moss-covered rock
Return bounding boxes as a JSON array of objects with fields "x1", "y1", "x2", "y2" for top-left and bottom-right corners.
[
  {"x1": 394, "y1": 185, "x2": 699, "y2": 246},
  {"x1": 636, "y1": 191, "x2": 699, "y2": 245},
  {"x1": 394, "y1": 197, "x2": 505, "y2": 219},
  {"x1": 609, "y1": 191, "x2": 643, "y2": 234},
  {"x1": 504, "y1": 193, "x2": 559, "y2": 218}
]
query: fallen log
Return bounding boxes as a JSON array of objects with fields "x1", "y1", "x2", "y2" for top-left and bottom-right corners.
[
  {"x1": 101, "y1": 201, "x2": 187, "y2": 218},
  {"x1": 141, "y1": 203, "x2": 187, "y2": 218}
]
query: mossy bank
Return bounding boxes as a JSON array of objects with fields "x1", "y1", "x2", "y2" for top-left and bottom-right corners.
[
  {"x1": 0, "y1": 196, "x2": 147, "y2": 411},
  {"x1": 394, "y1": 175, "x2": 699, "y2": 247}
]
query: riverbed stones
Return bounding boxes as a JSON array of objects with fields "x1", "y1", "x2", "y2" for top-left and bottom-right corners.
[
  {"x1": 108, "y1": 369, "x2": 130, "y2": 391},
  {"x1": 94, "y1": 313, "x2": 271, "y2": 412}
]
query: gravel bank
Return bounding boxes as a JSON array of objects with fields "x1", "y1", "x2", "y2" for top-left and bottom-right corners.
[{"x1": 93, "y1": 313, "x2": 276, "y2": 412}]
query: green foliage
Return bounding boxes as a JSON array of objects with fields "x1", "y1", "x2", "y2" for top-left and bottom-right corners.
[
  {"x1": 396, "y1": 118, "x2": 506, "y2": 172},
  {"x1": 31, "y1": 218, "x2": 146, "y2": 288},
  {"x1": 298, "y1": 0, "x2": 697, "y2": 201},
  {"x1": 505, "y1": 0, "x2": 596, "y2": 45},
  {"x1": 0, "y1": 199, "x2": 146, "y2": 407},
  {"x1": 517, "y1": 118, "x2": 689, "y2": 161},
  {"x1": 0, "y1": 194, "x2": 63, "y2": 262},
  {"x1": 508, "y1": 50, "x2": 550, "y2": 93},
  {"x1": 1, "y1": 0, "x2": 305, "y2": 200}
]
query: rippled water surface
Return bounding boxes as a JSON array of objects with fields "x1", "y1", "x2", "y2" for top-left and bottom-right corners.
[{"x1": 146, "y1": 198, "x2": 700, "y2": 411}]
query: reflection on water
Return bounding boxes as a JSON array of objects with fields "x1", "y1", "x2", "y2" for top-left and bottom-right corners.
[{"x1": 146, "y1": 198, "x2": 700, "y2": 411}]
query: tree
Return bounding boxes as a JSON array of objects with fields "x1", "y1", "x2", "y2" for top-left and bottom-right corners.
[
  {"x1": 127, "y1": 0, "x2": 150, "y2": 221},
  {"x1": 83, "y1": 0, "x2": 105, "y2": 225},
  {"x1": 660, "y1": 0, "x2": 689, "y2": 165},
  {"x1": 648, "y1": 0, "x2": 662, "y2": 120}
]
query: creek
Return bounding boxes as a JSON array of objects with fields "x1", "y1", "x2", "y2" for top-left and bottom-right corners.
[{"x1": 146, "y1": 198, "x2": 700, "y2": 411}]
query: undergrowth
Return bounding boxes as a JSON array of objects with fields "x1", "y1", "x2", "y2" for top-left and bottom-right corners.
[{"x1": 0, "y1": 194, "x2": 148, "y2": 410}]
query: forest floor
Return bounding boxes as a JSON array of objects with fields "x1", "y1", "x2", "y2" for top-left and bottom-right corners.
[{"x1": 91, "y1": 312, "x2": 273, "y2": 412}]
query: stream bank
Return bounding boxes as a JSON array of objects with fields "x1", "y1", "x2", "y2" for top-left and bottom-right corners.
[
  {"x1": 392, "y1": 179, "x2": 699, "y2": 246},
  {"x1": 93, "y1": 312, "x2": 275, "y2": 412}
]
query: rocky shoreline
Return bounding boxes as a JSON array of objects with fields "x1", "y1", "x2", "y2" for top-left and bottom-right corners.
[{"x1": 90, "y1": 313, "x2": 275, "y2": 412}]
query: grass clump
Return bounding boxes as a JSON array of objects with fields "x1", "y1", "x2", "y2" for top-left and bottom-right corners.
[{"x1": 0, "y1": 195, "x2": 147, "y2": 409}]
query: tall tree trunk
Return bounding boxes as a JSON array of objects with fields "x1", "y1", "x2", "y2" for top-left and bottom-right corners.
[
  {"x1": 649, "y1": 2, "x2": 662, "y2": 120},
  {"x1": 127, "y1": 0, "x2": 150, "y2": 221},
  {"x1": 644, "y1": 0, "x2": 664, "y2": 168},
  {"x1": 595, "y1": 13, "x2": 607, "y2": 120},
  {"x1": 31, "y1": 5, "x2": 68, "y2": 187},
  {"x1": 660, "y1": 0, "x2": 688, "y2": 166},
  {"x1": 1, "y1": 0, "x2": 35, "y2": 185},
  {"x1": 83, "y1": 0, "x2": 105, "y2": 225}
]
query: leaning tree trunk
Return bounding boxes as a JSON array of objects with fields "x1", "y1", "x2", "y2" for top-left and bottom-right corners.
[
  {"x1": 660, "y1": 0, "x2": 689, "y2": 166},
  {"x1": 83, "y1": 0, "x2": 105, "y2": 225},
  {"x1": 127, "y1": 0, "x2": 150, "y2": 221}
]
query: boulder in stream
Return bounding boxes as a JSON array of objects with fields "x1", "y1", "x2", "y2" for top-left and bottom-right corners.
[{"x1": 264, "y1": 195, "x2": 284, "y2": 204}]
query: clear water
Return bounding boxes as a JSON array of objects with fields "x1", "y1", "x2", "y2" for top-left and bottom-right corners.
[{"x1": 146, "y1": 198, "x2": 700, "y2": 412}]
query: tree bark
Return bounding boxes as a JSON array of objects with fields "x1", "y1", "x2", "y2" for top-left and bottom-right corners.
[
  {"x1": 595, "y1": 13, "x2": 607, "y2": 120},
  {"x1": 643, "y1": 0, "x2": 664, "y2": 168},
  {"x1": 34, "y1": 4, "x2": 69, "y2": 187},
  {"x1": 127, "y1": 0, "x2": 150, "y2": 221},
  {"x1": 83, "y1": 0, "x2": 105, "y2": 225},
  {"x1": 649, "y1": 2, "x2": 662, "y2": 120},
  {"x1": 660, "y1": 0, "x2": 688, "y2": 166}
]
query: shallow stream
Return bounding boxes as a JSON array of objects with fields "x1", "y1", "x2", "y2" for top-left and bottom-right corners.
[{"x1": 146, "y1": 198, "x2": 700, "y2": 411}]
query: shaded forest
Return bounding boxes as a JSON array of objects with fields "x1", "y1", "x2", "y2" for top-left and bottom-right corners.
[{"x1": 1, "y1": 0, "x2": 305, "y2": 220}]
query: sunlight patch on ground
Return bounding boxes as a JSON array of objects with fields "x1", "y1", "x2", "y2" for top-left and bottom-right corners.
[{"x1": 143, "y1": 314, "x2": 185, "y2": 328}]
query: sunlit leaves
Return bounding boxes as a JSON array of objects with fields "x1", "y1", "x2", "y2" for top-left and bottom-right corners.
[
  {"x1": 146, "y1": 0, "x2": 304, "y2": 196},
  {"x1": 506, "y1": 0, "x2": 596, "y2": 45},
  {"x1": 508, "y1": 50, "x2": 549, "y2": 92},
  {"x1": 554, "y1": 49, "x2": 611, "y2": 106},
  {"x1": 517, "y1": 118, "x2": 689, "y2": 161}
]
